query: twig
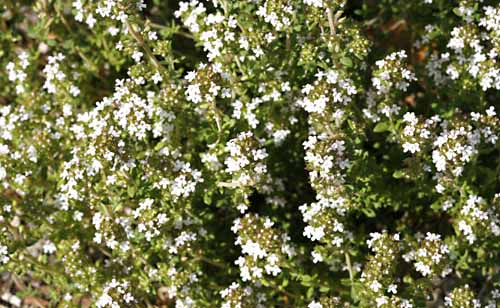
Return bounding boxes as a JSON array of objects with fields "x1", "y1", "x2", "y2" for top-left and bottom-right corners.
[
  {"x1": 174, "y1": 30, "x2": 195, "y2": 40},
  {"x1": 22, "y1": 255, "x2": 63, "y2": 276},
  {"x1": 327, "y1": 7, "x2": 343, "y2": 36},
  {"x1": 345, "y1": 252, "x2": 354, "y2": 282},
  {"x1": 126, "y1": 22, "x2": 166, "y2": 74},
  {"x1": 195, "y1": 256, "x2": 225, "y2": 269},
  {"x1": 327, "y1": 8, "x2": 336, "y2": 36},
  {"x1": 267, "y1": 281, "x2": 298, "y2": 300},
  {"x1": 345, "y1": 252, "x2": 355, "y2": 298}
]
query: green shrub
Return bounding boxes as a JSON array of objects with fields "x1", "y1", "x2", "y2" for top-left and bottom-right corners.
[{"x1": 0, "y1": 0, "x2": 499, "y2": 307}]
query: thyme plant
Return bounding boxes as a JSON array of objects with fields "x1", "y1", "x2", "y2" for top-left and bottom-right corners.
[{"x1": 0, "y1": 0, "x2": 499, "y2": 307}]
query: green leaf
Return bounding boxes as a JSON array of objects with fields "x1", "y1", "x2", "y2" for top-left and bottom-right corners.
[
  {"x1": 340, "y1": 56, "x2": 353, "y2": 68},
  {"x1": 393, "y1": 170, "x2": 405, "y2": 179},
  {"x1": 306, "y1": 287, "x2": 314, "y2": 299},
  {"x1": 362, "y1": 207, "x2": 376, "y2": 217},
  {"x1": 203, "y1": 192, "x2": 212, "y2": 205},
  {"x1": 373, "y1": 122, "x2": 390, "y2": 133},
  {"x1": 127, "y1": 185, "x2": 136, "y2": 198},
  {"x1": 282, "y1": 278, "x2": 289, "y2": 287}
]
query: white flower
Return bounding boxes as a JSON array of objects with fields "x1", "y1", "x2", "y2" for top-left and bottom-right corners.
[
  {"x1": 96, "y1": 293, "x2": 113, "y2": 308},
  {"x1": 152, "y1": 72, "x2": 163, "y2": 84},
  {"x1": 432, "y1": 151, "x2": 446, "y2": 171},
  {"x1": 241, "y1": 240, "x2": 267, "y2": 259},
  {"x1": 486, "y1": 106, "x2": 496, "y2": 117},
  {"x1": 308, "y1": 301, "x2": 323, "y2": 308},
  {"x1": 388, "y1": 284, "x2": 398, "y2": 294},
  {"x1": 0, "y1": 244, "x2": 9, "y2": 264},
  {"x1": 85, "y1": 14, "x2": 96, "y2": 28},
  {"x1": 370, "y1": 280, "x2": 382, "y2": 292},
  {"x1": 43, "y1": 240, "x2": 57, "y2": 254},
  {"x1": 69, "y1": 85, "x2": 80, "y2": 97},
  {"x1": 0, "y1": 166, "x2": 6, "y2": 180},
  {"x1": 435, "y1": 183, "x2": 445, "y2": 193},
  {"x1": 73, "y1": 211, "x2": 83, "y2": 221},
  {"x1": 264, "y1": 263, "x2": 281, "y2": 276},
  {"x1": 403, "y1": 142, "x2": 420, "y2": 154},
  {"x1": 415, "y1": 261, "x2": 431, "y2": 276},
  {"x1": 185, "y1": 84, "x2": 202, "y2": 103},
  {"x1": 185, "y1": 71, "x2": 197, "y2": 82},
  {"x1": 376, "y1": 296, "x2": 388, "y2": 307},
  {"x1": 303, "y1": 226, "x2": 325, "y2": 241},
  {"x1": 311, "y1": 251, "x2": 323, "y2": 263},
  {"x1": 304, "y1": 0, "x2": 324, "y2": 8},
  {"x1": 148, "y1": 31, "x2": 158, "y2": 41},
  {"x1": 132, "y1": 50, "x2": 143, "y2": 62},
  {"x1": 263, "y1": 218, "x2": 274, "y2": 228},
  {"x1": 108, "y1": 27, "x2": 120, "y2": 36},
  {"x1": 403, "y1": 112, "x2": 418, "y2": 125}
]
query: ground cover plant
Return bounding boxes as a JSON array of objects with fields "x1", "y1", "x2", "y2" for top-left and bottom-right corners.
[{"x1": 0, "y1": 0, "x2": 499, "y2": 307}]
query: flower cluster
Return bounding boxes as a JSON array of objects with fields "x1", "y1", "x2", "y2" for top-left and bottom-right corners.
[
  {"x1": 224, "y1": 131, "x2": 270, "y2": 191},
  {"x1": 431, "y1": 109, "x2": 498, "y2": 193},
  {"x1": 455, "y1": 194, "x2": 500, "y2": 244},
  {"x1": 372, "y1": 51, "x2": 416, "y2": 96},
  {"x1": 298, "y1": 63, "x2": 358, "y2": 267},
  {"x1": 399, "y1": 112, "x2": 440, "y2": 154},
  {"x1": 232, "y1": 214, "x2": 295, "y2": 282},
  {"x1": 299, "y1": 69, "x2": 356, "y2": 116},
  {"x1": 444, "y1": 285, "x2": 481, "y2": 308},
  {"x1": 184, "y1": 64, "x2": 226, "y2": 105},
  {"x1": 403, "y1": 232, "x2": 450, "y2": 277},
  {"x1": 397, "y1": 107, "x2": 499, "y2": 193},
  {"x1": 300, "y1": 197, "x2": 349, "y2": 264},
  {"x1": 303, "y1": 134, "x2": 351, "y2": 198},
  {"x1": 95, "y1": 279, "x2": 136, "y2": 308},
  {"x1": 359, "y1": 232, "x2": 413, "y2": 308},
  {"x1": 308, "y1": 296, "x2": 348, "y2": 308},
  {"x1": 256, "y1": 1, "x2": 293, "y2": 32},
  {"x1": 220, "y1": 282, "x2": 268, "y2": 308},
  {"x1": 0, "y1": 243, "x2": 9, "y2": 264},
  {"x1": 6, "y1": 52, "x2": 29, "y2": 95},
  {"x1": 363, "y1": 51, "x2": 416, "y2": 123},
  {"x1": 1, "y1": 0, "x2": 500, "y2": 306}
]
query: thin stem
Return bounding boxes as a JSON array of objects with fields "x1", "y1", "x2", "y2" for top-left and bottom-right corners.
[
  {"x1": 145, "y1": 298, "x2": 154, "y2": 308},
  {"x1": 148, "y1": 21, "x2": 195, "y2": 40},
  {"x1": 23, "y1": 254, "x2": 63, "y2": 276},
  {"x1": 211, "y1": 100, "x2": 223, "y2": 145},
  {"x1": 327, "y1": 8, "x2": 336, "y2": 36},
  {"x1": 327, "y1": 7, "x2": 343, "y2": 36},
  {"x1": 195, "y1": 256, "x2": 226, "y2": 269},
  {"x1": 126, "y1": 22, "x2": 166, "y2": 74},
  {"x1": 75, "y1": 47, "x2": 99, "y2": 73},
  {"x1": 345, "y1": 252, "x2": 355, "y2": 298},
  {"x1": 267, "y1": 280, "x2": 298, "y2": 300},
  {"x1": 175, "y1": 30, "x2": 195, "y2": 40},
  {"x1": 88, "y1": 241, "x2": 113, "y2": 258},
  {"x1": 345, "y1": 252, "x2": 354, "y2": 282}
]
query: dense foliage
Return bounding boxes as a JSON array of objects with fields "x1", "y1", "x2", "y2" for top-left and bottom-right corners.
[{"x1": 0, "y1": 0, "x2": 499, "y2": 307}]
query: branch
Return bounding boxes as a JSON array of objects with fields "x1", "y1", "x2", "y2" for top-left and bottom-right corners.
[
  {"x1": 327, "y1": 8, "x2": 336, "y2": 36},
  {"x1": 126, "y1": 22, "x2": 166, "y2": 74},
  {"x1": 327, "y1": 8, "x2": 343, "y2": 36}
]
